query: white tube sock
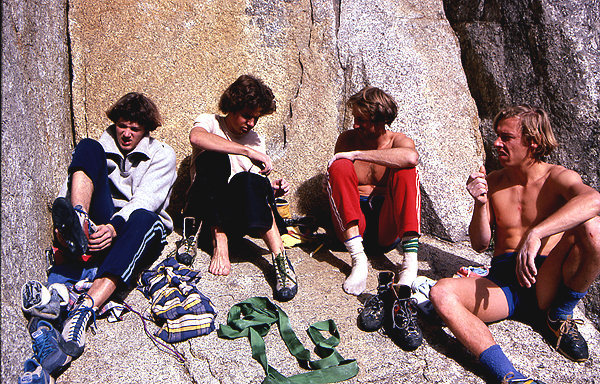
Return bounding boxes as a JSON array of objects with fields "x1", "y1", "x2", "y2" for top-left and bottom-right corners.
[{"x1": 343, "y1": 236, "x2": 368, "y2": 295}]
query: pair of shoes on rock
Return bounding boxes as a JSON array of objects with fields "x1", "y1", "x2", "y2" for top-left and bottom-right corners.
[
  {"x1": 26, "y1": 317, "x2": 71, "y2": 378},
  {"x1": 501, "y1": 372, "x2": 547, "y2": 384},
  {"x1": 176, "y1": 217, "x2": 198, "y2": 266},
  {"x1": 18, "y1": 358, "x2": 54, "y2": 384},
  {"x1": 22, "y1": 281, "x2": 70, "y2": 320},
  {"x1": 61, "y1": 294, "x2": 97, "y2": 359},
  {"x1": 52, "y1": 197, "x2": 96, "y2": 262},
  {"x1": 358, "y1": 271, "x2": 423, "y2": 351},
  {"x1": 546, "y1": 313, "x2": 589, "y2": 362},
  {"x1": 272, "y1": 250, "x2": 298, "y2": 302}
]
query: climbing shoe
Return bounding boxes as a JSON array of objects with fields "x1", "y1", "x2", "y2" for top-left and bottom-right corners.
[
  {"x1": 18, "y1": 358, "x2": 54, "y2": 384},
  {"x1": 547, "y1": 314, "x2": 588, "y2": 362},
  {"x1": 272, "y1": 250, "x2": 298, "y2": 302},
  {"x1": 358, "y1": 271, "x2": 393, "y2": 332},
  {"x1": 385, "y1": 284, "x2": 422, "y2": 351},
  {"x1": 176, "y1": 217, "x2": 198, "y2": 266},
  {"x1": 52, "y1": 197, "x2": 96, "y2": 260},
  {"x1": 501, "y1": 372, "x2": 547, "y2": 384},
  {"x1": 28, "y1": 318, "x2": 71, "y2": 376},
  {"x1": 61, "y1": 295, "x2": 96, "y2": 358}
]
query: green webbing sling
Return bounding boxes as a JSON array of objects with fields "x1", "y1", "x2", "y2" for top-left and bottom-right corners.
[{"x1": 218, "y1": 297, "x2": 359, "y2": 384}]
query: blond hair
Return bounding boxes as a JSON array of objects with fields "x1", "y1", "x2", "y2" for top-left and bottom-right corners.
[{"x1": 493, "y1": 105, "x2": 558, "y2": 160}]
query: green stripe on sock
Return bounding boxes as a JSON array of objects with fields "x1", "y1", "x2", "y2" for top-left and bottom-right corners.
[{"x1": 402, "y1": 238, "x2": 419, "y2": 253}]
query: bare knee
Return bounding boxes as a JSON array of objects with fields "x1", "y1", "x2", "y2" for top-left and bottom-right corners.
[
  {"x1": 584, "y1": 216, "x2": 600, "y2": 254},
  {"x1": 430, "y1": 278, "x2": 458, "y2": 313}
]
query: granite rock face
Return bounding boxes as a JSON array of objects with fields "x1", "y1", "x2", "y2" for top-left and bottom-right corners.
[
  {"x1": 68, "y1": 0, "x2": 481, "y2": 242},
  {"x1": 444, "y1": 0, "x2": 600, "y2": 330},
  {"x1": 54, "y1": 235, "x2": 600, "y2": 384},
  {"x1": 1, "y1": 0, "x2": 73, "y2": 381},
  {"x1": 444, "y1": 0, "x2": 600, "y2": 189}
]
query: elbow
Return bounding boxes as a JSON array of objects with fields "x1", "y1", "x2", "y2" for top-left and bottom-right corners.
[
  {"x1": 472, "y1": 243, "x2": 489, "y2": 253},
  {"x1": 406, "y1": 151, "x2": 419, "y2": 168},
  {"x1": 470, "y1": 238, "x2": 490, "y2": 253}
]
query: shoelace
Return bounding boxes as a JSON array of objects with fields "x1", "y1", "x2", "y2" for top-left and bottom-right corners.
[
  {"x1": 66, "y1": 296, "x2": 97, "y2": 342},
  {"x1": 180, "y1": 236, "x2": 195, "y2": 255},
  {"x1": 122, "y1": 301, "x2": 185, "y2": 363},
  {"x1": 556, "y1": 318, "x2": 584, "y2": 348},
  {"x1": 361, "y1": 294, "x2": 384, "y2": 318},
  {"x1": 393, "y1": 299, "x2": 419, "y2": 332},
  {"x1": 73, "y1": 205, "x2": 97, "y2": 234},
  {"x1": 32, "y1": 328, "x2": 55, "y2": 362},
  {"x1": 274, "y1": 254, "x2": 296, "y2": 287}
]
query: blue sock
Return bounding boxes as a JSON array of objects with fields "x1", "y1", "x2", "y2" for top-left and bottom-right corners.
[
  {"x1": 548, "y1": 285, "x2": 587, "y2": 321},
  {"x1": 479, "y1": 344, "x2": 525, "y2": 383}
]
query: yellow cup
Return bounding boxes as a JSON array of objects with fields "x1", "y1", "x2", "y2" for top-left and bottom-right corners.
[{"x1": 275, "y1": 198, "x2": 291, "y2": 219}]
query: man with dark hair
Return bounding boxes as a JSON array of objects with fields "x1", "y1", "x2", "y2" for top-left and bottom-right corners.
[
  {"x1": 430, "y1": 105, "x2": 600, "y2": 384},
  {"x1": 47, "y1": 92, "x2": 177, "y2": 362},
  {"x1": 326, "y1": 86, "x2": 422, "y2": 349},
  {"x1": 185, "y1": 75, "x2": 298, "y2": 302}
]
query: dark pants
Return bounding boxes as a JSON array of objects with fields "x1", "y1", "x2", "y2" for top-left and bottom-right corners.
[
  {"x1": 49, "y1": 139, "x2": 166, "y2": 287},
  {"x1": 185, "y1": 151, "x2": 286, "y2": 249}
]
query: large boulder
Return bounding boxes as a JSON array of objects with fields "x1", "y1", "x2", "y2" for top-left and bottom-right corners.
[
  {"x1": 443, "y1": 0, "x2": 600, "y2": 188},
  {"x1": 443, "y1": 0, "x2": 600, "y2": 329},
  {"x1": 68, "y1": 0, "x2": 481, "y2": 241},
  {"x1": 1, "y1": 0, "x2": 73, "y2": 381}
]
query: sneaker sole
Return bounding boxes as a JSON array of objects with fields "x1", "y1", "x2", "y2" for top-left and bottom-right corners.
[{"x1": 52, "y1": 197, "x2": 88, "y2": 257}]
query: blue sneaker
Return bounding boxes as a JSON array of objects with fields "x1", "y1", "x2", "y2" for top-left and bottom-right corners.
[
  {"x1": 18, "y1": 359, "x2": 53, "y2": 384},
  {"x1": 502, "y1": 373, "x2": 547, "y2": 384},
  {"x1": 28, "y1": 319, "x2": 71, "y2": 376},
  {"x1": 61, "y1": 295, "x2": 96, "y2": 358}
]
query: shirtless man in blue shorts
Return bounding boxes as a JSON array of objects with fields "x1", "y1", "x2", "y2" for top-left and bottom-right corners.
[{"x1": 430, "y1": 105, "x2": 600, "y2": 384}]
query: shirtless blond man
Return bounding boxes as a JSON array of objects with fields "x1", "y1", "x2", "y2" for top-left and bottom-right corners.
[
  {"x1": 430, "y1": 105, "x2": 600, "y2": 384},
  {"x1": 326, "y1": 86, "x2": 421, "y2": 294}
]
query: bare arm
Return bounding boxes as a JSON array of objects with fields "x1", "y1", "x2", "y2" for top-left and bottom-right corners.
[
  {"x1": 189, "y1": 126, "x2": 273, "y2": 175},
  {"x1": 517, "y1": 168, "x2": 600, "y2": 287},
  {"x1": 528, "y1": 169, "x2": 600, "y2": 239},
  {"x1": 466, "y1": 166, "x2": 493, "y2": 252},
  {"x1": 329, "y1": 133, "x2": 419, "y2": 168}
]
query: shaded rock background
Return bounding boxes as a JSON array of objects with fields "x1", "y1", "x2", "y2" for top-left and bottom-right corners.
[
  {"x1": 443, "y1": 0, "x2": 600, "y2": 331},
  {"x1": 1, "y1": 0, "x2": 599, "y2": 383},
  {"x1": 1, "y1": 0, "x2": 74, "y2": 380}
]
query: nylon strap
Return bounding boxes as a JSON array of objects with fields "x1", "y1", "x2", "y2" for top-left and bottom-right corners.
[{"x1": 218, "y1": 297, "x2": 359, "y2": 383}]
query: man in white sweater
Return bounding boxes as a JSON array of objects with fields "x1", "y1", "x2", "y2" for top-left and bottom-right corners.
[{"x1": 49, "y1": 92, "x2": 177, "y2": 360}]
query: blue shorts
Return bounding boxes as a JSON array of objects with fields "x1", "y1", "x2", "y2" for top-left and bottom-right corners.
[{"x1": 484, "y1": 252, "x2": 547, "y2": 317}]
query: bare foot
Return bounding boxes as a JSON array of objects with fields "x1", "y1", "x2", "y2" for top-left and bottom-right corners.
[{"x1": 209, "y1": 228, "x2": 231, "y2": 276}]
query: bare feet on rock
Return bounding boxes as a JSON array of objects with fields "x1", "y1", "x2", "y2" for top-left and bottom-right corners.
[{"x1": 209, "y1": 227, "x2": 231, "y2": 276}]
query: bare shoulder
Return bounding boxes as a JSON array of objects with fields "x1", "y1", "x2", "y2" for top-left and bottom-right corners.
[
  {"x1": 390, "y1": 131, "x2": 415, "y2": 149},
  {"x1": 547, "y1": 164, "x2": 581, "y2": 183},
  {"x1": 335, "y1": 130, "x2": 359, "y2": 152},
  {"x1": 546, "y1": 164, "x2": 591, "y2": 197},
  {"x1": 485, "y1": 168, "x2": 505, "y2": 189}
]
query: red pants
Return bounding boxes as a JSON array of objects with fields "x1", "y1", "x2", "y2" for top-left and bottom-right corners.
[{"x1": 327, "y1": 159, "x2": 420, "y2": 247}]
